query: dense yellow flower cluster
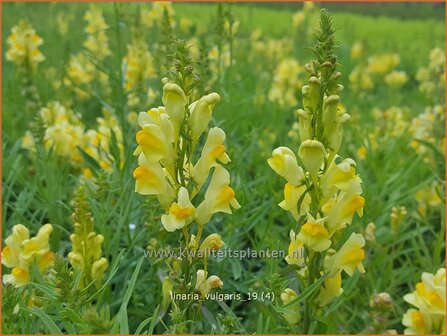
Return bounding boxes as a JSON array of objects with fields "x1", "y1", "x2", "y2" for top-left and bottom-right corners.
[
  {"x1": 268, "y1": 58, "x2": 304, "y2": 106},
  {"x1": 292, "y1": 1, "x2": 318, "y2": 37},
  {"x1": 22, "y1": 101, "x2": 123, "y2": 176},
  {"x1": 415, "y1": 182, "x2": 442, "y2": 217},
  {"x1": 84, "y1": 5, "x2": 111, "y2": 60},
  {"x1": 6, "y1": 20, "x2": 45, "y2": 70},
  {"x1": 269, "y1": 11, "x2": 366, "y2": 326},
  {"x1": 68, "y1": 186, "x2": 108, "y2": 287},
  {"x1": 141, "y1": 2, "x2": 176, "y2": 28},
  {"x1": 123, "y1": 39, "x2": 156, "y2": 108},
  {"x1": 410, "y1": 105, "x2": 445, "y2": 161},
  {"x1": 2, "y1": 224, "x2": 54, "y2": 287},
  {"x1": 402, "y1": 268, "x2": 445, "y2": 334},
  {"x1": 22, "y1": 101, "x2": 85, "y2": 163},
  {"x1": 133, "y1": 83, "x2": 240, "y2": 233},
  {"x1": 371, "y1": 106, "x2": 409, "y2": 145},
  {"x1": 62, "y1": 7, "x2": 110, "y2": 100},
  {"x1": 349, "y1": 50, "x2": 405, "y2": 92},
  {"x1": 416, "y1": 48, "x2": 445, "y2": 100},
  {"x1": 249, "y1": 29, "x2": 292, "y2": 65},
  {"x1": 384, "y1": 70, "x2": 408, "y2": 88}
]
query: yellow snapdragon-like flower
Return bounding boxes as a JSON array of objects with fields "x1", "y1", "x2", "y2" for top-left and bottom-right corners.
[
  {"x1": 317, "y1": 271, "x2": 343, "y2": 307},
  {"x1": 325, "y1": 192, "x2": 365, "y2": 234},
  {"x1": 192, "y1": 127, "x2": 231, "y2": 189},
  {"x1": 324, "y1": 232, "x2": 365, "y2": 276},
  {"x1": 281, "y1": 288, "x2": 301, "y2": 324},
  {"x1": 297, "y1": 213, "x2": 331, "y2": 252},
  {"x1": 268, "y1": 147, "x2": 304, "y2": 186},
  {"x1": 285, "y1": 230, "x2": 305, "y2": 267},
  {"x1": 2, "y1": 224, "x2": 54, "y2": 287},
  {"x1": 195, "y1": 270, "x2": 223, "y2": 298},
  {"x1": 6, "y1": 20, "x2": 45, "y2": 69},
  {"x1": 402, "y1": 268, "x2": 445, "y2": 334},
  {"x1": 133, "y1": 153, "x2": 173, "y2": 196},
  {"x1": 161, "y1": 187, "x2": 196, "y2": 232},
  {"x1": 279, "y1": 183, "x2": 311, "y2": 221},
  {"x1": 199, "y1": 233, "x2": 225, "y2": 253},
  {"x1": 196, "y1": 166, "x2": 240, "y2": 225},
  {"x1": 321, "y1": 158, "x2": 362, "y2": 198}
]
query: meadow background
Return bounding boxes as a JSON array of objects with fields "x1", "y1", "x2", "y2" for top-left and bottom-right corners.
[{"x1": 2, "y1": 2, "x2": 445, "y2": 334}]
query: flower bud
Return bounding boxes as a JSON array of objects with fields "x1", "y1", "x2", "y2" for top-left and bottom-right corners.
[
  {"x1": 323, "y1": 95, "x2": 339, "y2": 127},
  {"x1": 268, "y1": 147, "x2": 304, "y2": 185},
  {"x1": 308, "y1": 77, "x2": 321, "y2": 111},
  {"x1": 91, "y1": 257, "x2": 108, "y2": 281},
  {"x1": 188, "y1": 93, "x2": 220, "y2": 141},
  {"x1": 298, "y1": 140, "x2": 327, "y2": 178},
  {"x1": 162, "y1": 83, "x2": 187, "y2": 133},
  {"x1": 297, "y1": 109, "x2": 313, "y2": 142},
  {"x1": 370, "y1": 292, "x2": 393, "y2": 311}
]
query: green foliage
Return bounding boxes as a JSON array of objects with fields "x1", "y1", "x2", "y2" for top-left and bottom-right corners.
[{"x1": 2, "y1": 2, "x2": 445, "y2": 335}]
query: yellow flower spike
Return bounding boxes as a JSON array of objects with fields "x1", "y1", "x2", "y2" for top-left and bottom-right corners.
[
  {"x1": 297, "y1": 213, "x2": 331, "y2": 252},
  {"x1": 192, "y1": 127, "x2": 231, "y2": 189},
  {"x1": 324, "y1": 232, "x2": 365, "y2": 277},
  {"x1": 188, "y1": 92, "x2": 221, "y2": 141},
  {"x1": 199, "y1": 233, "x2": 225, "y2": 253},
  {"x1": 317, "y1": 271, "x2": 343, "y2": 307},
  {"x1": 161, "y1": 187, "x2": 196, "y2": 232},
  {"x1": 280, "y1": 288, "x2": 300, "y2": 324},
  {"x1": 162, "y1": 83, "x2": 187, "y2": 132},
  {"x1": 6, "y1": 20, "x2": 45, "y2": 69},
  {"x1": 268, "y1": 147, "x2": 305, "y2": 186},
  {"x1": 298, "y1": 140, "x2": 327, "y2": 179},
  {"x1": 195, "y1": 166, "x2": 240, "y2": 225},
  {"x1": 279, "y1": 183, "x2": 311, "y2": 221},
  {"x1": 134, "y1": 153, "x2": 172, "y2": 196},
  {"x1": 296, "y1": 109, "x2": 313, "y2": 142},
  {"x1": 285, "y1": 230, "x2": 305, "y2": 267},
  {"x1": 402, "y1": 309, "x2": 431, "y2": 334}
]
